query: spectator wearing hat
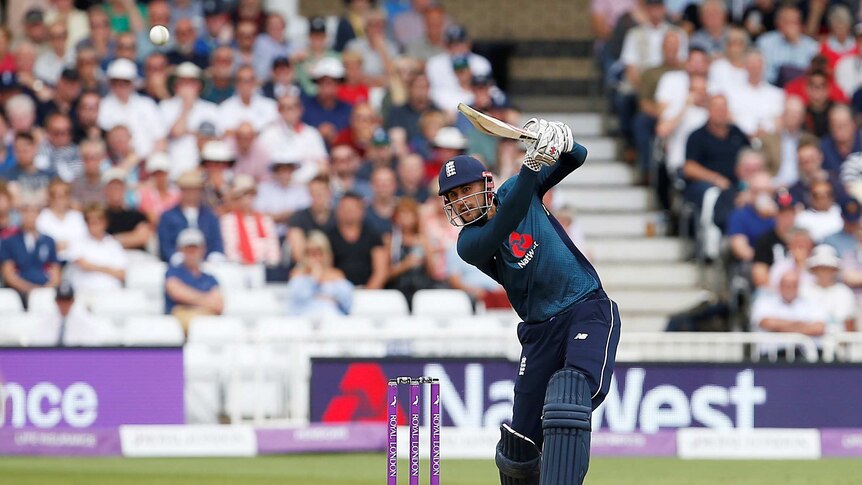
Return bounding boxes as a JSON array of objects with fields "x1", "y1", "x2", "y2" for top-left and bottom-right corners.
[
  {"x1": 0, "y1": 194, "x2": 60, "y2": 305},
  {"x1": 7, "y1": 132, "x2": 53, "y2": 198},
  {"x1": 98, "y1": 58, "x2": 167, "y2": 159},
  {"x1": 36, "y1": 179, "x2": 87, "y2": 263},
  {"x1": 164, "y1": 227, "x2": 224, "y2": 331},
  {"x1": 756, "y1": 5, "x2": 819, "y2": 85},
  {"x1": 254, "y1": 155, "x2": 311, "y2": 238},
  {"x1": 194, "y1": 0, "x2": 233, "y2": 59},
  {"x1": 345, "y1": 9, "x2": 398, "y2": 86},
  {"x1": 138, "y1": 152, "x2": 180, "y2": 224},
  {"x1": 334, "y1": 0, "x2": 375, "y2": 52},
  {"x1": 752, "y1": 190, "x2": 799, "y2": 287},
  {"x1": 201, "y1": 46, "x2": 235, "y2": 104},
  {"x1": 302, "y1": 57, "x2": 353, "y2": 144},
  {"x1": 19, "y1": 8, "x2": 48, "y2": 46},
  {"x1": 158, "y1": 169, "x2": 225, "y2": 263},
  {"x1": 261, "y1": 57, "x2": 298, "y2": 100},
  {"x1": 425, "y1": 24, "x2": 491, "y2": 115},
  {"x1": 220, "y1": 174, "x2": 280, "y2": 267},
  {"x1": 71, "y1": 139, "x2": 108, "y2": 208},
  {"x1": 252, "y1": 13, "x2": 292, "y2": 82},
  {"x1": 259, "y1": 91, "x2": 327, "y2": 184},
  {"x1": 67, "y1": 203, "x2": 128, "y2": 293},
  {"x1": 426, "y1": 125, "x2": 467, "y2": 182},
  {"x1": 294, "y1": 16, "x2": 340, "y2": 97},
  {"x1": 37, "y1": 68, "x2": 81, "y2": 126},
  {"x1": 802, "y1": 244, "x2": 857, "y2": 332},
  {"x1": 217, "y1": 65, "x2": 278, "y2": 134},
  {"x1": 102, "y1": 167, "x2": 152, "y2": 251},
  {"x1": 160, "y1": 62, "x2": 219, "y2": 178},
  {"x1": 167, "y1": 19, "x2": 209, "y2": 68},
  {"x1": 823, "y1": 198, "x2": 862, "y2": 259},
  {"x1": 386, "y1": 73, "x2": 437, "y2": 143},
  {"x1": 71, "y1": 91, "x2": 103, "y2": 144},
  {"x1": 326, "y1": 191, "x2": 389, "y2": 288},
  {"x1": 37, "y1": 113, "x2": 81, "y2": 182},
  {"x1": 199, "y1": 139, "x2": 235, "y2": 214},
  {"x1": 338, "y1": 49, "x2": 371, "y2": 105},
  {"x1": 285, "y1": 229, "x2": 354, "y2": 316},
  {"x1": 835, "y1": 22, "x2": 862, "y2": 99}
]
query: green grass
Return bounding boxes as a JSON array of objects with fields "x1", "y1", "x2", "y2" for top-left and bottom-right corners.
[{"x1": 0, "y1": 455, "x2": 859, "y2": 484}]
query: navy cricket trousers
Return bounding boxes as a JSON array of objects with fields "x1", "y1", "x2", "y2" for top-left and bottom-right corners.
[{"x1": 510, "y1": 289, "x2": 621, "y2": 447}]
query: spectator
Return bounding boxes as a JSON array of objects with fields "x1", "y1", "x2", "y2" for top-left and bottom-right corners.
[
  {"x1": 426, "y1": 24, "x2": 491, "y2": 116},
  {"x1": 71, "y1": 139, "x2": 108, "y2": 207},
  {"x1": 200, "y1": 46, "x2": 235, "y2": 104},
  {"x1": 6, "y1": 94, "x2": 38, "y2": 140},
  {"x1": 404, "y1": 2, "x2": 448, "y2": 62},
  {"x1": 835, "y1": 23, "x2": 862, "y2": 99},
  {"x1": 712, "y1": 149, "x2": 767, "y2": 231},
  {"x1": 791, "y1": 140, "x2": 847, "y2": 207},
  {"x1": 166, "y1": 19, "x2": 208, "y2": 68},
  {"x1": 819, "y1": 104, "x2": 862, "y2": 173},
  {"x1": 752, "y1": 190, "x2": 798, "y2": 287},
  {"x1": 67, "y1": 204, "x2": 127, "y2": 293},
  {"x1": 7, "y1": 132, "x2": 54, "y2": 197},
  {"x1": 785, "y1": 55, "x2": 850, "y2": 106},
  {"x1": 233, "y1": 0, "x2": 266, "y2": 32},
  {"x1": 135, "y1": 1, "x2": 173, "y2": 61},
  {"x1": 768, "y1": 228, "x2": 815, "y2": 288},
  {"x1": 37, "y1": 113, "x2": 81, "y2": 182},
  {"x1": 199, "y1": 140, "x2": 234, "y2": 214},
  {"x1": 0, "y1": 194, "x2": 60, "y2": 304},
  {"x1": 428, "y1": 126, "x2": 468, "y2": 182},
  {"x1": 756, "y1": 5, "x2": 819, "y2": 85},
  {"x1": 194, "y1": 0, "x2": 232, "y2": 59},
  {"x1": 220, "y1": 174, "x2": 279, "y2": 266},
  {"x1": 802, "y1": 244, "x2": 857, "y2": 332},
  {"x1": 397, "y1": 153, "x2": 430, "y2": 203},
  {"x1": 75, "y1": 48, "x2": 106, "y2": 96},
  {"x1": 727, "y1": 172, "x2": 776, "y2": 262},
  {"x1": 231, "y1": 121, "x2": 270, "y2": 183},
  {"x1": 261, "y1": 57, "x2": 297, "y2": 101},
  {"x1": 34, "y1": 21, "x2": 73, "y2": 86},
  {"x1": 690, "y1": 0, "x2": 728, "y2": 56},
  {"x1": 104, "y1": 125, "x2": 142, "y2": 188},
  {"x1": 0, "y1": 182, "x2": 16, "y2": 239},
  {"x1": 345, "y1": 9, "x2": 398, "y2": 87},
  {"x1": 338, "y1": 49, "x2": 371, "y2": 105},
  {"x1": 217, "y1": 65, "x2": 278, "y2": 134},
  {"x1": 112, "y1": 31, "x2": 140, "y2": 69},
  {"x1": 330, "y1": 143, "x2": 373, "y2": 200},
  {"x1": 103, "y1": 0, "x2": 145, "y2": 34},
  {"x1": 803, "y1": 70, "x2": 837, "y2": 137},
  {"x1": 334, "y1": 102, "x2": 380, "y2": 158},
  {"x1": 657, "y1": 73, "x2": 709, "y2": 175},
  {"x1": 294, "y1": 17, "x2": 340, "y2": 96},
  {"x1": 36, "y1": 179, "x2": 86, "y2": 262},
  {"x1": 708, "y1": 27, "x2": 749, "y2": 95},
  {"x1": 285, "y1": 229, "x2": 353, "y2": 317},
  {"x1": 823, "y1": 198, "x2": 862, "y2": 259},
  {"x1": 102, "y1": 168, "x2": 152, "y2": 251},
  {"x1": 19, "y1": 8, "x2": 48, "y2": 46},
  {"x1": 795, "y1": 179, "x2": 844, "y2": 243},
  {"x1": 137, "y1": 152, "x2": 180, "y2": 225},
  {"x1": 252, "y1": 13, "x2": 290, "y2": 82},
  {"x1": 750, "y1": 270, "x2": 826, "y2": 349},
  {"x1": 819, "y1": 6, "x2": 857, "y2": 71},
  {"x1": 761, "y1": 96, "x2": 815, "y2": 186},
  {"x1": 394, "y1": 0, "x2": 446, "y2": 50},
  {"x1": 366, "y1": 166, "x2": 398, "y2": 234},
  {"x1": 682, "y1": 94, "x2": 750, "y2": 208},
  {"x1": 160, "y1": 62, "x2": 218, "y2": 179},
  {"x1": 75, "y1": 8, "x2": 111, "y2": 67},
  {"x1": 358, "y1": 128, "x2": 397, "y2": 179},
  {"x1": 158, "y1": 170, "x2": 225, "y2": 264},
  {"x1": 445, "y1": 242, "x2": 508, "y2": 309},
  {"x1": 254, "y1": 156, "x2": 311, "y2": 239},
  {"x1": 72, "y1": 91, "x2": 103, "y2": 144},
  {"x1": 725, "y1": 49, "x2": 784, "y2": 137},
  {"x1": 386, "y1": 73, "x2": 437, "y2": 143},
  {"x1": 259, "y1": 91, "x2": 327, "y2": 184},
  {"x1": 98, "y1": 58, "x2": 166, "y2": 159},
  {"x1": 141, "y1": 52, "x2": 172, "y2": 101},
  {"x1": 48, "y1": 282, "x2": 111, "y2": 347},
  {"x1": 13, "y1": 43, "x2": 48, "y2": 103},
  {"x1": 301, "y1": 57, "x2": 352, "y2": 144},
  {"x1": 164, "y1": 227, "x2": 224, "y2": 332},
  {"x1": 326, "y1": 192, "x2": 388, "y2": 288},
  {"x1": 45, "y1": 1, "x2": 88, "y2": 52},
  {"x1": 38, "y1": 68, "x2": 82, "y2": 125},
  {"x1": 334, "y1": 0, "x2": 375, "y2": 52}
]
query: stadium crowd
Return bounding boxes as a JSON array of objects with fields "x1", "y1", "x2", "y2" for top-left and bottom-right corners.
[
  {"x1": 596, "y1": 0, "x2": 862, "y2": 339},
  {"x1": 0, "y1": 0, "x2": 579, "y2": 339}
]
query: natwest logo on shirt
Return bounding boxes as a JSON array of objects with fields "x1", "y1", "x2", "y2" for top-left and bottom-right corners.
[{"x1": 509, "y1": 231, "x2": 539, "y2": 268}]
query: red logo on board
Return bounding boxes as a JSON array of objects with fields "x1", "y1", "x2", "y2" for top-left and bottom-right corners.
[
  {"x1": 321, "y1": 363, "x2": 405, "y2": 424},
  {"x1": 509, "y1": 232, "x2": 534, "y2": 258}
]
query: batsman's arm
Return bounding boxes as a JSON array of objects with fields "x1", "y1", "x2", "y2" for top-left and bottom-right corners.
[
  {"x1": 457, "y1": 165, "x2": 539, "y2": 265},
  {"x1": 536, "y1": 141, "x2": 588, "y2": 196}
]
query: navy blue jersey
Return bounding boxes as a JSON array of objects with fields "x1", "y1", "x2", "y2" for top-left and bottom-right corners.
[{"x1": 456, "y1": 144, "x2": 600, "y2": 322}]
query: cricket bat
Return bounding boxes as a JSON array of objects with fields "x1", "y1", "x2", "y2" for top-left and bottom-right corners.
[{"x1": 457, "y1": 103, "x2": 538, "y2": 143}]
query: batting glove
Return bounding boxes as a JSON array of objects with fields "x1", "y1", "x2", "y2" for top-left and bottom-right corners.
[{"x1": 523, "y1": 118, "x2": 555, "y2": 169}]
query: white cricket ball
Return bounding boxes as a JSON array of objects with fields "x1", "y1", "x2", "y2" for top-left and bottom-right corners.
[{"x1": 149, "y1": 25, "x2": 170, "y2": 46}]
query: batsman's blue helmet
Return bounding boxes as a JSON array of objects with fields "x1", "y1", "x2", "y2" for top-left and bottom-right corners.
[{"x1": 438, "y1": 155, "x2": 495, "y2": 227}]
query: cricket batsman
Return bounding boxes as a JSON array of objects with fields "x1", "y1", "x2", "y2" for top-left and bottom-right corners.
[{"x1": 438, "y1": 119, "x2": 621, "y2": 485}]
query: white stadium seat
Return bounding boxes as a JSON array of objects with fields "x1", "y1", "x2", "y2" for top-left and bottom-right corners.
[
  {"x1": 64, "y1": 315, "x2": 122, "y2": 346},
  {"x1": 188, "y1": 316, "x2": 247, "y2": 344},
  {"x1": 88, "y1": 289, "x2": 158, "y2": 320},
  {"x1": 253, "y1": 317, "x2": 315, "y2": 342},
  {"x1": 122, "y1": 315, "x2": 185, "y2": 346},
  {"x1": 317, "y1": 316, "x2": 377, "y2": 335},
  {"x1": 26, "y1": 287, "x2": 56, "y2": 314},
  {"x1": 412, "y1": 289, "x2": 473, "y2": 318},
  {"x1": 125, "y1": 261, "x2": 167, "y2": 298},
  {"x1": 0, "y1": 288, "x2": 24, "y2": 314},
  {"x1": 350, "y1": 289, "x2": 409, "y2": 318},
  {"x1": 223, "y1": 289, "x2": 282, "y2": 321},
  {"x1": 202, "y1": 262, "x2": 248, "y2": 289},
  {"x1": 0, "y1": 313, "x2": 57, "y2": 346}
]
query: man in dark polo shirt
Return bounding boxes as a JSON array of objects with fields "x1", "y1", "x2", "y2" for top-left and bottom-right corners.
[
  {"x1": 682, "y1": 94, "x2": 750, "y2": 208},
  {"x1": 325, "y1": 192, "x2": 388, "y2": 288},
  {"x1": 102, "y1": 168, "x2": 152, "y2": 251}
]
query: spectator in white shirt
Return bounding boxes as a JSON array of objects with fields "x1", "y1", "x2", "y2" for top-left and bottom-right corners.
[
  {"x1": 34, "y1": 20, "x2": 74, "y2": 86},
  {"x1": 160, "y1": 62, "x2": 219, "y2": 179},
  {"x1": 220, "y1": 175, "x2": 280, "y2": 266},
  {"x1": 707, "y1": 27, "x2": 750, "y2": 95},
  {"x1": 48, "y1": 282, "x2": 118, "y2": 347},
  {"x1": 795, "y1": 179, "x2": 844, "y2": 242},
  {"x1": 345, "y1": 9, "x2": 398, "y2": 87},
  {"x1": 834, "y1": 23, "x2": 862, "y2": 99},
  {"x1": 769, "y1": 227, "x2": 815, "y2": 289},
  {"x1": 254, "y1": 156, "x2": 311, "y2": 238},
  {"x1": 802, "y1": 244, "x2": 857, "y2": 332},
  {"x1": 725, "y1": 49, "x2": 785, "y2": 137},
  {"x1": 36, "y1": 179, "x2": 87, "y2": 263},
  {"x1": 217, "y1": 65, "x2": 278, "y2": 134},
  {"x1": 258, "y1": 90, "x2": 328, "y2": 184},
  {"x1": 425, "y1": 24, "x2": 491, "y2": 117},
  {"x1": 67, "y1": 204, "x2": 128, "y2": 293},
  {"x1": 620, "y1": 0, "x2": 688, "y2": 92},
  {"x1": 751, "y1": 270, "x2": 827, "y2": 354},
  {"x1": 657, "y1": 73, "x2": 709, "y2": 174},
  {"x1": 98, "y1": 58, "x2": 166, "y2": 159}
]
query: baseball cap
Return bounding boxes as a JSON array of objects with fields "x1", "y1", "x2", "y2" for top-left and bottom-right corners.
[
  {"x1": 106, "y1": 58, "x2": 138, "y2": 81},
  {"x1": 272, "y1": 56, "x2": 290, "y2": 70},
  {"x1": 433, "y1": 126, "x2": 468, "y2": 150},
  {"x1": 197, "y1": 121, "x2": 217, "y2": 137},
  {"x1": 445, "y1": 24, "x2": 468, "y2": 44},
  {"x1": 174, "y1": 62, "x2": 202, "y2": 79},
  {"x1": 231, "y1": 174, "x2": 257, "y2": 197},
  {"x1": 371, "y1": 128, "x2": 389, "y2": 146},
  {"x1": 452, "y1": 55, "x2": 470, "y2": 71},
  {"x1": 309, "y1": 16, "x2": 327, "y2": 34},
  {"x1": 202, "y1": 0, "x2": 229, "y2": 16},
  {"x1": 177, "y1": 169, "x2": 205, "y2": 189},
  {"x1": 437, "y1": 155, "x2": 489, "y2": 196},
  {"x1": 101, "y1": 167, "x2": 126, "y2": 185},
  {"x1": 312, "y1": 57, "x2": 345, "y2": 80},
  {"x1": 841, "y1": 197, "x2": 862, "y2": 222},
  {"x1": 56, "y1": 281, "x2": 75, "y2": 301},
  {"x1": 807, "y1": 244, "x2": 840, "y2": 270},
  {"x1": 177, "y1": 227, "x2": 205, "y2": 248},
  {"x1": 146, "y1": 152, "x2": 171, "y2": 173},
  {"x1": 24, "y1": 8, "x2": 44, "y2": 25},
  {"x1": 60, "y1": 68, "x2": 80, "y2": 82},
  {"x1": 200, "y1": 140, "x2": 234, "y2": 163},
  {"x1": 271, "y1": 153, "x2": 301, "y2": 169}
]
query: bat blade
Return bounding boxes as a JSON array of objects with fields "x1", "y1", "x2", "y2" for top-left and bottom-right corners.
[{"x1": 457, "y1": 103, "x2": 538, "y2": 142}]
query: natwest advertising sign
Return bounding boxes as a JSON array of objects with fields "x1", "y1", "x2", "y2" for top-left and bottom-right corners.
[
  {"x1": 310, "y1": 359, "x2": 862, "y2": 431},
  {"x1": 0, "y1": 348, "x2": 184, "y2": 428}
]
